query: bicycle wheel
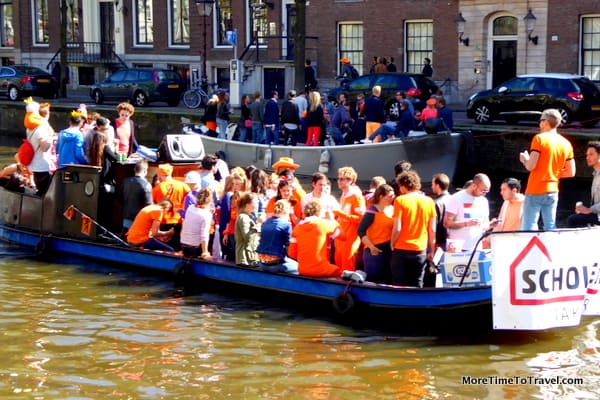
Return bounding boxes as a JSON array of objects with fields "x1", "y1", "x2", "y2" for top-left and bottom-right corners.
[{"x1": 183, "y1": 90, "x2": 202, "y2": 109}]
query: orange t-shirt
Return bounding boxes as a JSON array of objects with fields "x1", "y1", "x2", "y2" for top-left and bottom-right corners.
[
  {"x1": 363, "y1": 205, "x2": 394, "y2": 246},
  {"x1": 152, "y1": 179, "x2": 191, "y2": 211},
  {"x1": 127, "y1": 204, "x2": 163, "y2": 244},
  {"x1": 288, "y1": 216, "x2": 340, "y2": 277},
  {"x1": 265, "y1": 197, "x2": 303, "y2": 225},
  {"x1": 392, "y1": 191, "x2": 436, "y2": 251},
  {"x1": 525, "y1": 131, "x2": 574, "y2": 194}
]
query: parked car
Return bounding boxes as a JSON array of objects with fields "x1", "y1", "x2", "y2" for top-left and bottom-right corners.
[
  {"x1": 90, "y1": 68, "x2": 185, "y2": 107},
  {"x1": 0, "y1": 65, "x2": 58, "y2": 101},
  {"x1": 466, "y1": 73, "x2": 600, "y2": 127},
  {"x1": 327, "y1": 72, "x2": 438, "y2": 110}
]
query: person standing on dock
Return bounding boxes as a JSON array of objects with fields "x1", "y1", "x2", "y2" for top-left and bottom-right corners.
[{"x1": 519, "y1": 108, "x2": 576, "y2": 230}]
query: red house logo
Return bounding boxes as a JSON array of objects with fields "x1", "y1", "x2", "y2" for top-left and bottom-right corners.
[{"x1": 510, "y1": 236, "x2": 586, "y2": 305}]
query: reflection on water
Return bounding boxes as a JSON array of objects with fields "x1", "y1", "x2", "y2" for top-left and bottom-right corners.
[{"x1": 0, "y1": 243, "x2": 598, "y2": 399}]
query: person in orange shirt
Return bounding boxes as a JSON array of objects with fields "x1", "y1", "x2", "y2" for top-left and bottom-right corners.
[
  {"x1": 519, "y1": 108, "x2": 576, "y2": 230},
  {"x1": 265, "y1": 180, "x2": 303, "y2": 227},
  {"x1": 126, "y1": 199, "x2": 175, "y2": 252},
  {"x1": 357, "y1": 184, "x2": 395, "y2": 283},
  {"x1": 288, "y1": 199, "x2": 341, "y2": 277},
  {"x1": 151, "y1": 163, "x2": 189, "y2": 250},
  {"x1": 152, "y1": 163, "x2": 191, "y2": 212},
  {"x1": 333, "y1": 166, "x2": 366, "y2": 271},
  {"x1": 390, "y1": 171, "x2": 436, "y2": 287}
]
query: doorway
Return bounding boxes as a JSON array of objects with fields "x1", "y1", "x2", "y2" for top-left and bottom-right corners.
[
  {"x1": 263, "y1": 68, "x2": 285, "y2": 98},
  {"x1": 99, "y1": 2, "x2": 115, "y2": 59},
  {"x1": 492, "y1": 40, "x2": 517, "y2": 87}
]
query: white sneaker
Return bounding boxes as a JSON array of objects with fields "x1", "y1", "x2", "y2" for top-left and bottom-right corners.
[{"x1": 360, "y1": 138, "x2": 372, "y2": 144}]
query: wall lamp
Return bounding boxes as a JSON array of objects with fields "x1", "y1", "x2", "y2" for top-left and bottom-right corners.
[
  {"x1": 454, "y1": 13, "x2": 470, "y2": 47},
  {"x1": 114, "y1": 0, "x2": 128, "y2": 16},
  {"x1": 524, "y1": 9, "x2": 538, "y2": 45}
]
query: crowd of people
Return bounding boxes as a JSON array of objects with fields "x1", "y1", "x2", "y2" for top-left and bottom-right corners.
[
  {"x1": 3, "y1": 98, "x2": 139, "y2": 199},
  {"x1": 3, "y1": 99, "x2": 597, "y2": 289}
]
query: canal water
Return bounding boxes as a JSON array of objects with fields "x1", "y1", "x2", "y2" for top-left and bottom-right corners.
[
  {"x1": 0, "y1": 243, "x2": 599, "y2": 399},
  {"x1": 1, "y1": 145, "x2": 600, "y2": 398}
]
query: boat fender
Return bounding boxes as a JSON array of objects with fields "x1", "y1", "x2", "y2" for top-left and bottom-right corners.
[
  {"x1": 35, "y1": 239, "x2": 48, "y2": 257},
  {"x1": 332, "y1": 292, "x2": 355, "y2": 314},
  {"x1": 318, "y1": 149, "x2": 330, "y2": 174},
  {"x1": 264, "y1": 147, "x2": 272, "y2": 170},
  {"x1": 173, "y1": 260, "x2": 191, "y2": 279}
]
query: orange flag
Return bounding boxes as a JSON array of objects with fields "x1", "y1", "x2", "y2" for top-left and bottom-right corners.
[
  {"x1": 80, "y1": 215, "x2": 92, "y2": 236},
  {"x1": 63, "y1": 205, "x2": 75, "y2": 221}
]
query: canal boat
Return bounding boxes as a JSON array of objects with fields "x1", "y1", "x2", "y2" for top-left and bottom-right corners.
[
  {"x1": 1, "y1": 164, "x2": 598, "y2": 333},
  {"x1": 178, "y1": 124, "x2": 464, "y2": 181}
]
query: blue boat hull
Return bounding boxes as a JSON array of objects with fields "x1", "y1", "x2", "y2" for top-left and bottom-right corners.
[{"x1": 0, "y1": 224, "x2": 491, "y2": 311}]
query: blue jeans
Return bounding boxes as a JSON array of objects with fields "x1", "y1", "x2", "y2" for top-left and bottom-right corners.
[
  {"x1": 238, "y1": 124, "x2": 248, "y2": 142},
  {"x1": 327, "y1": 127, "x2": 345, "y2": 145},
  {"x1": 521, "y1": 192, "x2": 559, "y2": 230},
  {"x1": 363, "y1": 244, "x2": 391, "y2": 283},
  {"x1": 132, "y1": 237, "x2": 174, "y2": 252},
  {"x1": 216, "y1": 118, "x2": 228, "y2": 139},
  {"x1": 265, "y1": 124, "x2": 279, "y2": 145},
  {"x1": 252, "y1": 122, "x2": 264, "y2": 144},
  {"x1": 368, "y1": 124, "x2": 395, "y2": 141}
]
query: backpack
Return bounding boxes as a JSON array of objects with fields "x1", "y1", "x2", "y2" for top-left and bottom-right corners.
[
  {"x1": 350, "y1": 66, "x2": 359, "y2": 79},
  {"x1": 17, "y1": 138, "x2": 35, "y2": 166}
]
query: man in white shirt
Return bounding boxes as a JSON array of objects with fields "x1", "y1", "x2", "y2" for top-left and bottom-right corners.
[
  {"x1": 444, "y1": 173, "x2": 491, "y2": 252},
  {"x1": 301, "y1": 172, "x2": 339, "y2": 219}
]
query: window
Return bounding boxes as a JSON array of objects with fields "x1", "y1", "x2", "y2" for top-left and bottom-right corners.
[
  {"x1": 33, "y1": 0, "x2": 49, "y2": 45},
  {"x1": 248, "y1": 0, "x2": 267, "y2": 46},
  {"x1": 135, "y1": 0, "x2": 154, "y2": 45},
  {"x1": 217, "y1": 0, "x2": 233, "y2": 46},
  {"x1": 492, "y1": 16, "x2": 517, "y2": 36},
  {"x1": 169, "y1": 0, "x2": 190, "y2": 46},
  {"x1": 405, "y1": 21, "x2": 432, "y2": 74},
  {"x1": 582, "y1": 16, "x2": 600, "y2": 81},
  {"x1": 67, "y1": 0, "x2": 80, "y2": 43},
  {"x1": 338, "y1": 22, "x2": 363, "y2": 74},
  {"x1": 0, "y1": 1, "x2": 13, "y2": 47}
]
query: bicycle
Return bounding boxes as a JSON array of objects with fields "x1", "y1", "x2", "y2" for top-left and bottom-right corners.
[{"x1": 182, "y1": 83, "x2": 223, "y2": 109}]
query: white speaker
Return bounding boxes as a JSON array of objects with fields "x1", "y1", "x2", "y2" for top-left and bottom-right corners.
[{"x1": 158, "y1": 134, "x2": 205, "y2": 163}]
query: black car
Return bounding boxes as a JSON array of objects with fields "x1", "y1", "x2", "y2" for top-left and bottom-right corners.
[
  {"x1": 466, "y1": 73, "x2": 600, "y2": 127},
  {"x1": 328, "y1": 72, "x2": 438, "y2": 109},
  {"x1": 0, "y1": 65, "x2": 58, "y2": 101},
  {"x1": 90, "y1": 68, "x2": 185, "y2": 107}
]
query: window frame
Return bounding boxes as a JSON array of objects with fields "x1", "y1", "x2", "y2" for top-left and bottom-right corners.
[
  {"x1": 405, "y1": 19, "x2": 433, "y2": 74},
  {"x1": 213, "y1": 0, "x2": 233, "y2": 48},
  {"x1": 581, "y1": 14, "x2": 600, "y2": 81},
  {"x1": 337, "y1": 21, "x2": 363, "y2": 75},
  {"x1": 32, "y1": 0, "x2": 49, "y2": 46},
  {"x1": 134, "y1": 0, "x2": 154, "y2": 47},
  {"x1": 0, "y1": 1, "x2": 13, "y2": 48},
  {"x1": 168, "y1": 0, "x2": 190, "y2": 48}
]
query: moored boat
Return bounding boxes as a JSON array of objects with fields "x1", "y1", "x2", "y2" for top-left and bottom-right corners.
[{"x1": 183, "y1": 127, "x2": 464, "y2": 181}]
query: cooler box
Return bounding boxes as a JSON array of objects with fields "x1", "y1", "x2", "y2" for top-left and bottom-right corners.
[{"x1": 440, "y1": 250, "x2": 492, "y2": 287}]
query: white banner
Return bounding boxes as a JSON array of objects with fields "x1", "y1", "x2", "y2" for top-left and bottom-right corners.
[{"x1": 491, "y1": 228, "x2": 600, "y2": 330}]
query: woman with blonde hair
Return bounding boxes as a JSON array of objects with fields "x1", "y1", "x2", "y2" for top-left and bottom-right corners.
[
  {"x1": 257, "y1": 199, "x2": 298, "y2": 273},
  {"x1": 305, "y1": 91, "x2": 324, "y2": 146},
  {"x1": 219, "y1": 169, "x2": 249, "y2": 260}
]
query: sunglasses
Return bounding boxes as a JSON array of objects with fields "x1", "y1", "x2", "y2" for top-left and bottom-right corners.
[{"x1": 120, "y1": 113, "x2": 130, "y2": 118}]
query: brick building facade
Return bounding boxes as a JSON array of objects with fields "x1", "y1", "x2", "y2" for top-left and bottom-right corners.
[{"x1": 0, "y1": 1, "x2": 598, "y2": 105}]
